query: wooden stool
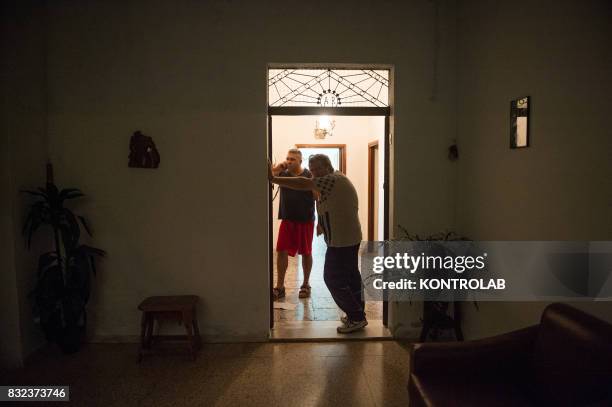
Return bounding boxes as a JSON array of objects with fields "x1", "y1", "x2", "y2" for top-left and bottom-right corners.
[{"x1": 137, "y1": 295, "x2": 201, "y2": 361}]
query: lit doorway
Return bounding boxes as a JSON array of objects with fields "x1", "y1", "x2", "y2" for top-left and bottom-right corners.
[
  {"x1": 267, "y1": 67, "x2": 392, "y2": 340},
  {"x1": 295, "y1": 144, "x2": 346, "y2": 274}
]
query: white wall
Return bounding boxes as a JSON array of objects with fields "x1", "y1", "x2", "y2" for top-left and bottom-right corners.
[
  {"x1": 272, "y1": 116, "x2": 385, "y2": 242},
  {"x1": 11, "y1": 0, "x2": 609, "y2": 346},
  {"x1": 41, "y1": 0, "x2": 457, "y2": 341},
  {"x1": 455, "y1": 0, "x2": 612, "y2": 339}
]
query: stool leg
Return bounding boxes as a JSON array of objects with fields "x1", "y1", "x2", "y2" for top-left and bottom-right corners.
[
  {"x1": 145, "y1": 314, "x2": 154, "y2": 349},
  {"x1": 184, "y1": 321, "x2": 196, "y2": 360},
  {"x1": 138, "y1": 312, "x2": 147, "y2": 362},
  {"x1": 155, "y1": 319, "x2": 162, "y2": 341},
  {"x1": 182, "y1": 310, "x2": 196, "y2": 360},
  {"x1": 192, "y1": 316, "x2": 202, "y2": 350}
]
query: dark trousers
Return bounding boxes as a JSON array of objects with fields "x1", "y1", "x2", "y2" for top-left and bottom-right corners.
[{"x1": 323, "y1": 244, "x2": 366, "y2": 322}]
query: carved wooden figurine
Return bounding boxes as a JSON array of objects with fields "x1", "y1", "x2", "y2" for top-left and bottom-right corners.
[{"x1": 128, "y1": 131, "x2": 160, "y2": 168}]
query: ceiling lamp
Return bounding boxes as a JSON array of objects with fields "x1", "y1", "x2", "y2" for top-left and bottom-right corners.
[{"x1": 314, "y1": 116, "x2": 335, "y2": 139}]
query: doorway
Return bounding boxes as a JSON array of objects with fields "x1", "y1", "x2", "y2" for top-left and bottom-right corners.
[
  {"x1": 267, "y1": 67, "x2": 392, "y2": 340},
  {"x1": 269, "y1": 115, "x2": 389, "y2": 339}
]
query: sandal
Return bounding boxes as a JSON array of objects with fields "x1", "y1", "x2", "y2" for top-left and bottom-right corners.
[
  {"x1": 272, "y1": 287, "x2": 286, "y2": 301},
  {"x1": 298, "y1": 285, "x2": 311, "y2": 298}
]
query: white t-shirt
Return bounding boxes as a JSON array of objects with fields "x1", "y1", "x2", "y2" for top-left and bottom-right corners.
[{"x1": 314, "y1": 171, "x2": 362, "y2": 247}]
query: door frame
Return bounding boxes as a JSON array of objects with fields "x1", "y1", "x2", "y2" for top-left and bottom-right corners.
[
  {"x1": 367, "y1": 141, "x2": 379, "y2": 241},
  {"x1": 268, "y1": 106, "x2": 392, "y2": 329},
  {"x1": 295, "y1": 144, "x2": 347, "y2": 174}
]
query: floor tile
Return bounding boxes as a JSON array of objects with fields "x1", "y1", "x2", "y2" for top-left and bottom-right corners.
[
  {"x1": 272, "y1": 244, "x2": 382, "y2": 323},
  {"x1": 8, "y1": 341, "x2": 412, "y2": 407},
  {"x1": 314, "y1": 308, "x2": 342, "y2": 321}
]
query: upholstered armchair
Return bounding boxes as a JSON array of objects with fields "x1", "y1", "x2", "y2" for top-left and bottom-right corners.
[{"x1": 408, "y1": 303, "x2": 612, "y2": 406}]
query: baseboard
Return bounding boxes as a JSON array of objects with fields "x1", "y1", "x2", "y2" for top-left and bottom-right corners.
[
  {"x1": 89, "y1": 334, "x2": 270, "y2": 344},
  {"x1": 390, "y1": 325, "x2": 421, "y2": 341}
]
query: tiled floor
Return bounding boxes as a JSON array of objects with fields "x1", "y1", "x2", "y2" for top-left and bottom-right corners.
[
  {"x1": 273, "y1": 232, "x2": 383, "y2": 323},
  {"x1": 270, "y1": 320, "x2": 393, "y2": 341},
  {"x1": 9, "y1": 341, "x2": 412, "y2": 406}
]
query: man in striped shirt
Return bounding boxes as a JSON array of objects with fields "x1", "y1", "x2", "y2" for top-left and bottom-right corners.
[{"x1": 269, "y1": 154, "x2": 367, "y2": 333}]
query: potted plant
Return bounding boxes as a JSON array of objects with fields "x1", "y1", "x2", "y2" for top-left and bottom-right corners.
[
  {"x1": 22, "y1": 178, "x2": 105, "y2": 353},
  {"x1": 397, "y1": 225, "x2": 477, "y2": 342}
]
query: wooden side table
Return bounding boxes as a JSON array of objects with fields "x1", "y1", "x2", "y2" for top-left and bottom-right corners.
[{"x1": 137, "y1": 295, "x2": 201, "y2": 361}]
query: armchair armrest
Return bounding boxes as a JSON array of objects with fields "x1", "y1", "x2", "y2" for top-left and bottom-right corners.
[{"x1": 410, "y1": 325, "x2": 539, "y2": 377}]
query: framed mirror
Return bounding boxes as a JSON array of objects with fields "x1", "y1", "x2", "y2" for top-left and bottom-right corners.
[{"x1": 510, "y1": 96, "x2": 529, "y2": 148}]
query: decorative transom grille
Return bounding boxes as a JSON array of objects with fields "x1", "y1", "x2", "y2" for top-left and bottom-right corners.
[{"x1": 268, "y1": 69, "x2": 389, "y2": 107}]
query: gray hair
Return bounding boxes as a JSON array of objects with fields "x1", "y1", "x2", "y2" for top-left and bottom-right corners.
[
  {"x1": 287, "y1": 148, "x2": 302, "y2": 158},
  {"x1": 308, "y1": 154, "x2": 334, "y2": 172}
]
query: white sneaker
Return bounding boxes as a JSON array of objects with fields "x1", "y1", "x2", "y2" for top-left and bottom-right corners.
[
  {"x1": 337, "y1": 319, "x2": 368, "y2": 334},
  {"x1": 341, "y1": 314, "x2": 365, "y2": 325}
]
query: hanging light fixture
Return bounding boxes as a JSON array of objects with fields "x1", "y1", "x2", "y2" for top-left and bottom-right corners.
[{"x1": 314, "y1": 115, "x2": 336, "y2": 139}]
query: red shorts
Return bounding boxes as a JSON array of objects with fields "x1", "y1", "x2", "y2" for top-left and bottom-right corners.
[{"x1": 276, "y1": 220, "x2": 314, "y2": 257}]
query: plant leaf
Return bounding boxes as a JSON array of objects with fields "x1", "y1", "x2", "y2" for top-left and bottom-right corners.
[
  {"x1": 22, "y1": 200, "x2": 49, "y2": 247},
  {"x1": 59, "y1": 188, "x2": 85, "y2": 201},
  {"x1": 62, "y1": 209, "x2": 81, "y2": 246},
  {"x1": 38, "y1": 252, "x2": 58, "y2": 278},
  {"x1": 45, "y1": 183, "x2": 59, "y2": 200},
  {"x1": 74, "y1": 244, "x2": 106, "y2": 257},
  {"x1": 89, "y1": 256, "x2": 97, "y2": 276},
  {"x1": 22, "y1": 190, "x2": 48, "y2": 199},
  {"x1": 78, "y1": 216, "x2": 92, "y2": 236},
  {"x1": 59, "y1": 224, "x2": 78, "y2": 251}
]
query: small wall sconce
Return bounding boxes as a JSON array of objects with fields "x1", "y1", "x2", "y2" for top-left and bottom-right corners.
[{"x1": 314, "y1": 116, "x2": 335, "y2": 139}]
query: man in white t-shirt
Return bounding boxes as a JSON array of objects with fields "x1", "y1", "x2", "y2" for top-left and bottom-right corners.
[{"x1": 268, "y1": 154, "x2": 367, "y2": 333}]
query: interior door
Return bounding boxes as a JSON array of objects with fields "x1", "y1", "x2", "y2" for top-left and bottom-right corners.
[{"x1": 368, "y1": 142, "x2": 380, "y2": 241}]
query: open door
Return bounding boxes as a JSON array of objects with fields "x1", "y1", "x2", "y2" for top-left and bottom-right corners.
[{"x1": 368, "y1": 141, "x2": 379, "y2": 241}]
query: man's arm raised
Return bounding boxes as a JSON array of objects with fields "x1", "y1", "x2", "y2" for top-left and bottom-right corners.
[
  {"x1": 272, "y1": 175, "x2": 316, "y2": 191},
  {"x1": 271, "y1": 161, "x2": 287, "y2": 176},
  {"x1": 268, "y1": 160, "x2": 317, "y2": 191}
]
